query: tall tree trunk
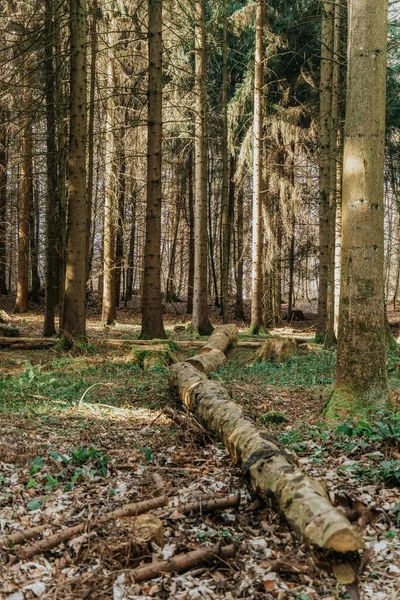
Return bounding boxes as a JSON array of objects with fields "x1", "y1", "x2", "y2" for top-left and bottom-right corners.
[
  {"x1": 220, "y1": 0, "x2": 230, "y2": 323},
  {"x1": 125, "y1": 190, "x2": 136, "y2": 305},
  {"x1": 317, "y1": 0, "x2": 334, "y2": 341},
  {"x1": 0, "y1": 106, "x2": 8, "y2": 295},
  {"x1": 325, "y1": 0, "x2": 341, "y2": 347},
  {"x1": 287, "y1": 217, "x2": 295, "y2": 321},
  {"x1": 115, "y1": 134, "x2": 126, "y2": 307},
  {"x1": 250, "y1": 0, "x2": 264, "y2": 334},
  {"x1": 15, "y1": 86, "x2": 32, "y2": 314},
  {"x1": 61, "y1": 0, "x2": 88, "y2": 342},
  {"x1": 326, "y1": 0, "x2": 389, "y2": 419},
  {"x1": 234, "y1": 181, "x2": 245, "y2": 321},
  {"x1": 55, "y1": 1, "x2": 67, "y2": 318},
  {"x1": 86, "y1": 0, "x2": 97, "y2": 286},
  {"x1": 186, "y1": 149, "x2": 195, "y2": 314},
  {"x1": 44, "y1": 0, "x2": 59, "y2": 336},
  {"x1": 192, "y1": 0, "x2": 213, "y2": 335},
  {"x1": 102, "y1": 35, "x2": 117, "y2": 326},
  {"x1": 30, "y1": 178, "x2": 41, "y2": 304},
  {"x1": 140, "y1": 0, "x2": 166, "y2": 338},
  {"x1": 208, "y1": 155, "x2": 220, "y2": 307}
]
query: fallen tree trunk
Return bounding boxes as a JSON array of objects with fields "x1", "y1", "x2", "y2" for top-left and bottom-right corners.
[
  {"x1": 201, "y1": 324, "x2": 238, "y2": 354},
  {"x1": 186, "y1": 348, "x2": 227, "y2": 374},
  {"x1": 14, "y1": 495, "x2": 168, "y2": 559},
  {"x1": 131, "y1": 543, "x2": 236, "y2": 583},
  {"x1": 169, "y1": 329, "x2": 364, "y2": 556}
]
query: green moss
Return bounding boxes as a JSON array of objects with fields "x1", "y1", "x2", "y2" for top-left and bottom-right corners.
[
  {"x1": 248, "y1": 324, "x2": 268, "y2": 336},
  {"x1": 260, "y1": 410, "x2": 288, "y2": 424},
  {"x1": 324, "y1": 385, "x2": 389, "y2": 423}
]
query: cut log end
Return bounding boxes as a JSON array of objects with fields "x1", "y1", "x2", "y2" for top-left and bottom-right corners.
[{"x1": 324, "y1": 528, "x2": 365, "y2": 553}]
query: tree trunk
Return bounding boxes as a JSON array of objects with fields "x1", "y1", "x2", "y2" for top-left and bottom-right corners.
[
  {"x1": 86, "y1": 0, "x2": 97, "y2": 287},
  {"x1": 15, "y1": 86, "x2": 32, "y2": 314},
  {"x1": 30, "y1": 179, "x2": 41, "y2": 304},
  {"x1": 140, "y1": 0, "x2": 166, "y2": 339},
  {"x1": 55, "y1": 1, "x2": 67, "y2": 318},
  {"x1": 316, "y1": 0, "x2": 334, "y2": 341},
  {"x1": 43, "y1": 0, "x2": 59, "y2": 336},
  {"x1": 220, "y1": 0, "x2": 230, "y2": 323},
  {"x1": 326, "y1": 0, "x2": 389, "y2": 419},
  {"x1": 115, "y1": 131, "x2": 126, "y2": 307},
  {"x1": 192, "y1": 0, "x2": 212, "y2": 335},
  {"x1": 125, "y1": 190, "x2": 136, "y2": 305},
  {"x1": 325, "y1": 0, "x2": 341, "y2": 347},
  {"x1": 102, "y1": 27, "x2": 117, "y2": 326},
  {"x1": 187, "y1": 149, "x2": 195, "y2": 314},
  {"x1": 0, "y1": 106, "x2": 8, "y2": 295},
  {"x1": 61, "y1": 0, "x2": 88, "y2": 342},
  {"x1": 169, "y1": 328, "x2": 364, "y2": 563},
  {"x1": 250, "y1": 0, "x2": 264, "y2": 334},
  {"x1": 287, "y1": 217, "x2": 295, "y2": 321},
  {"x1": 235, "y1": 181, "x2": 245, "y2": 320}
]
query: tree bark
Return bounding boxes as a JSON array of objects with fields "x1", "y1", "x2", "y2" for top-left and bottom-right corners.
[
  {"x1": 325, "y1": 0, "x2": 341, "y2": 347},
  {"x1": 250, "y1": 0, "x2": 264, "y2": 334},
  {"x1": 220, "y1": 0, "x2": 230, "y2": 323},
  {"x1": 326, "y1": 0, "x2": 389, "y2": 419},
  {"x1": 316, "y1": 0, "x2": 334, "y2": 341},
  {"x1": 186, "y1": 149, "x2": 195, "y2": 314},
  {"x1": 86, "y1": 0, "x2": 98, "y2": 287},
  {"x1": 140, "y1": 0, "x2": 166, "y2": 339},
  {"x1": 0, "y1": 106, "x2": 8, "y2": 295},
  {"x1": 15, "y1": 85, "x2": 32, "y2": 314},
  {"x1": 102, "y1": 23, "x2": 117, "y2": 326},
  {"x1": 192, "y1": 0, "x2": 213, "y2": 335},
  {"x1": 43, "y1": 0, "x2": 59, "y2": 336},
  {"x1": 61, "y1": 0, "x2": 88, "y2": 342}
]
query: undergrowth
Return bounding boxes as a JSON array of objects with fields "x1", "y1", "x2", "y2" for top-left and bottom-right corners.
[
  {"x1": 0, "y1": 358, "x2": 167, "y2": 415},
  {"x1": 279, "y1": 410, "x2": 400, "y2": 487}
]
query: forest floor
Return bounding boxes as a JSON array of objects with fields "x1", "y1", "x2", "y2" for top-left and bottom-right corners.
[{"x1": 1, "y1": 296, "x2": 400, "y2": 599}]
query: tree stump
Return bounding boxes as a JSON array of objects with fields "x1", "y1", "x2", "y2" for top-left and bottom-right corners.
[
  {"x1": 131, "y1": 344, "x2": 176, "y2": 369},
  {"x1": 252, "y1": 339, "x2": 297, "y2": 364}
]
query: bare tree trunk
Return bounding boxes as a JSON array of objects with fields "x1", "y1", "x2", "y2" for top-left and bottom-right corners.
[
  {"x1": 208, "y1": 155, "x2": 220, "y2": 308},
  {"x1": 250, "y1": 0, "x2": 264, "y2": 334},
  {"x1": 15, "y1": 86, "x2": 32, "y2": 314},
  {"x1": 140, "y1": 0, "x2": 166, "y2": 338},
  {"x1": 325, "y1": 0, "x2": 341, "y2": 347},
  {"x1": 0, "y1": 106, "x2": 8, "y2": 295},
  {"x1": 61, "y1": 0, "x2": 88, "y2": 342},
  {"x1": 115, "y1": 134, "x2": 126, "y2": 307},
  {"x1": 55, "y1": 1, "x2": 67, "y2": 318},
  {"x1": 102, "y1": 29, "x2": 117, "y2": 326},
  {"x1": 234, "y1": 182, "x2": 244, "y2": 321},
  {"x1": 326, "y1": 0, "x2": 389, "y2": 419},
  {"x1": 192, "y1": 0, "x2": 213, "y2": 335},
  {"x1": 86, "y1": 0, "x2": 97, "y2": 287},
  {"x1": 125, "y1": 189, "x2": 136, "y2": 306},
  {"x1": 316, "y1": 0, "x2": 334, "y2": 341},
  {"x1": 287, "y1": 217, "x2": 295, "y2": 321},
  {"x1": 187, "y1": 149, "x2": 195, "y2": 314},
  {"x1": 220, "y1": 0, "x2": 230, "y2": 323},
  {"x1": 30, "y1": 179, "x2": 41, "y2": 304},
  {"x1": 44, "y1": 0, "x2": 59, "y2": 336}
]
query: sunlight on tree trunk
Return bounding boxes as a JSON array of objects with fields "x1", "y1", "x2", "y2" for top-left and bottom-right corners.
[{"x1": 325, "y1": 0, "x2": 389, "y2": 420}]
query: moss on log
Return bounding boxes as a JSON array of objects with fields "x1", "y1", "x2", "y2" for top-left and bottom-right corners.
[
  {"x1": 169, "y1": 324, "x2": 364, "y2": 556},
  {"x1": 131, "y1": 344, "x2": 176, "y2": 369},
  {"x1": 201, "y1": 324, "x2": 238, "y2": 354},
  {"x1": 186, "y1": 349, "x2": 227, "y2": 375},
  {"x1": 169, "y1": 362, "x2": 363, "y2": 553}
]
